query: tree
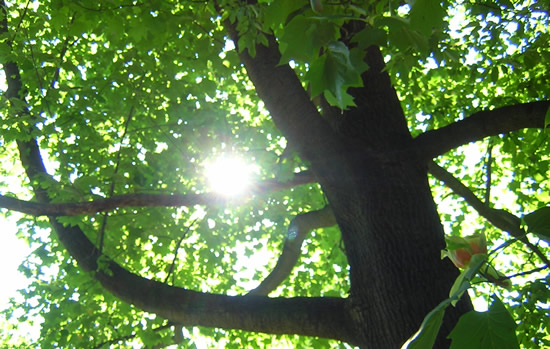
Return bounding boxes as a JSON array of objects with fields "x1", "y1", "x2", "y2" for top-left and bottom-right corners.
[{"x1": 0, "y1": 0, "x2": 548, "y2": 348}]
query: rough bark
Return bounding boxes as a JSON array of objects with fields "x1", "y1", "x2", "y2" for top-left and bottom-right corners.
[{"x1": 327, "y1": 156, "x2": 471, "y2": 348}]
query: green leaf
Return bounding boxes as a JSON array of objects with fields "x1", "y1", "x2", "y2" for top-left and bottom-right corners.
[
  {"x1": 403, "y1": 301, "x2": 447, "y2": 349},
  {"x1": 306, "y1": 41, "x2": 367, "y2": 109},
  {"x1": 264, "y1": 0, "x2": 306, "y2": 29},
  {"x1": 351, "y1": 27, "x2": 388, "y2": 49},
  {"x1": 279, "y1": 15, "x2": 338, "y2": 63},
  {"x1": 403, "y1": 281, "x2": 471, "y2": 349},
  {"x1": 376, "y1": 16, "x2": 409, "y2": 52},
  {"x1": 140, "y1": 328, "x2": 164, "y2": 347},
  {"x1": 449, "y1": 297, "x2": 519, "y2": 349},
  {"x1": 0, "y1": 42, "x2": 13, "y2": 61},
  {"x1": 524, "y1": 206, "x2": 550, "y2": 243},
  {"x1": 544, "y1": 106, "x2": 550, "y2": 128},
  {"x1": 444, "y1": 235, "x2": 472, "y2": 251},
  {"x1": 323, "y1": 88, "x2": 356, "y2": 108},
  {"x1": 410, "y1": 0, "x2": 446, "y2": 36}
]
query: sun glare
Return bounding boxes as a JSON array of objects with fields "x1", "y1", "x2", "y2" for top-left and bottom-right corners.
[{"x1": 205, "y1": 156, "x2": 254, "y2": 196}]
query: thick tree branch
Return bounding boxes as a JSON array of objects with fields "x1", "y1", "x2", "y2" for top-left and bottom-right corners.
[
  {"x1": 248, "y1": 206, "x2": 337, "y2": 296},
  {"x1": 0, "y1": 192, "x2": 211, "y2": 216},
  {"x1": 223, "y1": 22, "x2": 350, "y2": 180},
  {"x1": 343, "y1": 44, "x2": 412, "y2": 150},
  {"x1": 0, "y1": 171, "x2": 316, "y2": 216},
  {"x1": 428, "y1": 161, "x2": 550, "y2": 266},
  {"x1": 415, "y1": 101, "x2": 550, "y2": 159},
  {"x1": 47, "y1": 218, "x2": 356, "y2": 344}
]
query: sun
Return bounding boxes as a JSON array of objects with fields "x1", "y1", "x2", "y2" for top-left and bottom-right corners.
[{"x1": 205, "y1": 156, "x2": 254, "y2": 196}]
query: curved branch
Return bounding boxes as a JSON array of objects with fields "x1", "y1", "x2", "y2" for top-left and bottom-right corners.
[
  {"x1": 248, "y1": 206, "x2": 337, "y2": 296},
  {"x1": 50, "y1": 217, "x2": 355, "y2": 343},
  {"x1": 428, "y1": 161, "x2": 550, "y2": 266},
  {"x1": 415, "y1": 101, "x2": 550, "y2": 159},
  {"x1": 0, "y1": 171, "x2": 316, "y2": 216},
  {"x1": 41, "y1": 214, "x2": 355, "y2": 343}
]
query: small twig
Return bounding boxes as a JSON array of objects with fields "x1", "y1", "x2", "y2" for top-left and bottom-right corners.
[
  {"x1": 484, "y1": 139, "x2": 493, "y2": 205},
  {"x1": 489, "y1": 236, "x2": 522, "y2": 256},
  {"x1": 164, "y1": 220, "x2": 197, "y2": 284},
  {"x1": 8, "y1": 0, "x2": 31, "y2": 44},
  {"x1": 97, "y1": 106, "x2": 135, "y2": 254},
  {"x1": 522, "y1": 239, "x2": 550, "y2": 267},
  {"x1": 92, "y1": 322, "x2": 173, "y2": 349},
  {"x1": 502, "y1": 265, "x2": 549, "y2": 280}
]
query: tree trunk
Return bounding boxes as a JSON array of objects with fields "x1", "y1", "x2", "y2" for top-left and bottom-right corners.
[
  {"x1": 232, "y1": 27, "x2": 473, "y2": 346},
  {"x1": 319, "y1": 151, "x2": 471, "y2": 347}
]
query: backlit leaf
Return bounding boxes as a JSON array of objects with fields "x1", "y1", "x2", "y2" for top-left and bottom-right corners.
[
  {"x1": 410, "y1": 0, "x2": 446, "y2": 36},
  {"x1": 449, "y1": 297, "x2": 519, "y2": 349}
]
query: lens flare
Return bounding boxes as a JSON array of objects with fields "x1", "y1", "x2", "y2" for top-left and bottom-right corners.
[{"x1": 205, "y1": 156, "x2": 253, "y2": 196}]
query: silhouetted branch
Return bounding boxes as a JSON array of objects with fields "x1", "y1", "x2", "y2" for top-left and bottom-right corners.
[
  {"x1": 504, "y1": 265, "x2": 549, "y2": 280},
  {"x1": 247, "y1": 206, "x2": 337, "y2": 296},
  {"x1": 428, "y1": 161, "x2": 550, "y2": 266},
  {"x1": 92, "y1": 323, "x2": 173, "y2": 349},
  {"x1": 416, "y1": 101, "x2": 550, "y2": 159},
  {"x1": 0, "y1": 171, "x2": 316, "y2": 216},
  {"x1": 164, "y1": 221, "x2": 196, "y2": 284}
]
